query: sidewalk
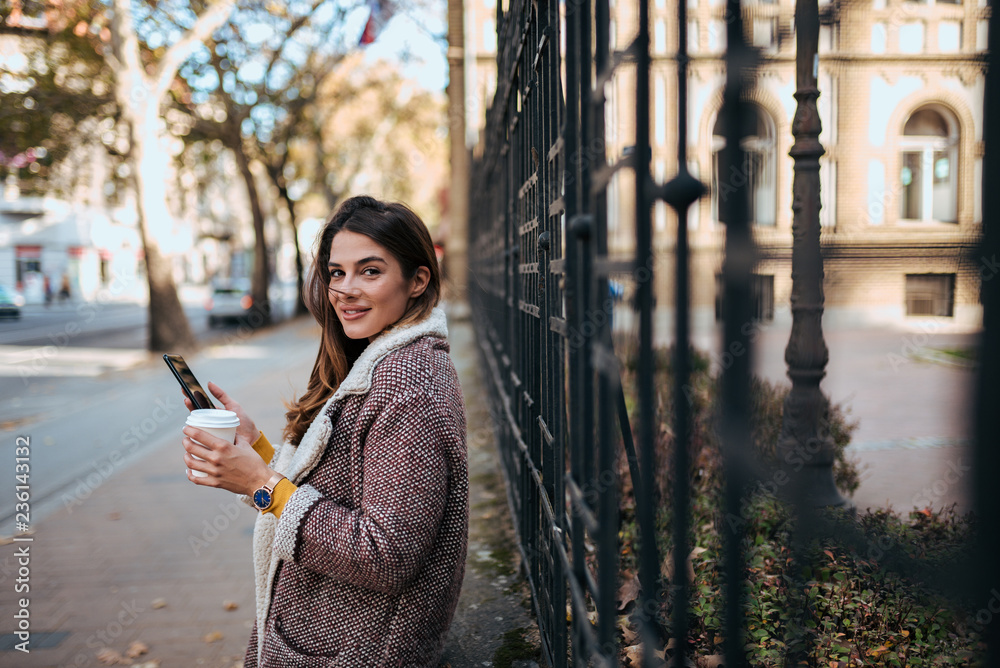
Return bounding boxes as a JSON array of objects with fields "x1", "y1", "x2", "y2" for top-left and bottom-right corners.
[{"x1": 0, "y1": 309, "x2": 540, "y2": 667}]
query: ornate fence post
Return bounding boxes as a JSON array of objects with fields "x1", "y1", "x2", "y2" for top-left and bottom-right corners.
[{"x1": 778, "y1": 0, "x2": 848, "y2": 508}]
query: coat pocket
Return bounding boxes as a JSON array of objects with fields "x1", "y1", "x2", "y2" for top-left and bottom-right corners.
[{"x1": 260, "y1": 615, "x2": 340, "y2": 667}]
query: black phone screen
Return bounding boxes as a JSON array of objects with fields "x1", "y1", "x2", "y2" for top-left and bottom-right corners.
[{"x1": 163, "y1": 354, "x2": 216, "y2": 410}]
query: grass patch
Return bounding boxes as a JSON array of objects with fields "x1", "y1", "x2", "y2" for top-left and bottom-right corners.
[
  {"x1": 933, "y1": 347, "x2": 977, "y2": 362},
  {"x1": 609, "y1": 342, "x2": 983, "y2": 665}
]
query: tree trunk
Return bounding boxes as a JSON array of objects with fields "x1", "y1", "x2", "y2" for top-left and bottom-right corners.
[
  {"x1": 270, "y1": 170, "x2": 308, "y2": 317},
  {"x1": 131, "y1": 97, "x2": 197, "y2": 351},
  {"x1": 110, "y1": 0, "x2": 197, "y2": 352},
  {"x1": 231, "y1": 136, "x2": 272, "y2": 326}
]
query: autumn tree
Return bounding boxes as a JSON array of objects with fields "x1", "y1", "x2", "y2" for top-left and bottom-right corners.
[
  {"x1": 107, "y1": 0, "x2": 234, "y2": 350},
  {"x1": 3, "y1": 0, "x2": 235, "y2": 351},
  {"x1": 169, "y1": 0, "x2": 358, "y2": 321}
]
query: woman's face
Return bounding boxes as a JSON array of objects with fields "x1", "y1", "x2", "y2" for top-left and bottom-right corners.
[{"x1": 327, "y1": 230, "x2": 430, "y2": 342}]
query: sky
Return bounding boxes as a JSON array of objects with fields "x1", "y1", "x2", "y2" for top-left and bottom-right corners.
[{"x1": 356, "y1": 0, "x2": 449, "y2": 92}]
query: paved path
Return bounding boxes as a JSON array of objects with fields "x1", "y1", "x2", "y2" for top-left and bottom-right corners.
[
  {"x1": 0, "y1": 310, "x2": 538, "y2": 667},
  {"x1": 734, "y1": 321, "x2": 976, "y2": 513}
]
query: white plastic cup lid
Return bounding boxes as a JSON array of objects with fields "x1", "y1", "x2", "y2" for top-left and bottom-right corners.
[{"x1": 186, "y1": 409, "x2": 240, "y2": 428}]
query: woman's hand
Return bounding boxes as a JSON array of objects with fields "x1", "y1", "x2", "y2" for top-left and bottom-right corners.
[
  {"x1": 182, "y1": 426, "x2": 272, "y2": 496},
  {"x1": 183, "y1": 381, "x2": 259, "y2": 445}
]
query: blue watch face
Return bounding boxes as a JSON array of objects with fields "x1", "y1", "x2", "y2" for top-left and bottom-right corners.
[{"x1": 254, "y1": 488, "x2": 272, "y2": 509}]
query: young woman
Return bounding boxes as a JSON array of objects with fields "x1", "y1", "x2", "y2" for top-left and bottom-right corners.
[{"x1": 180, "y1": 195, "x2": 469, "y2": 667}]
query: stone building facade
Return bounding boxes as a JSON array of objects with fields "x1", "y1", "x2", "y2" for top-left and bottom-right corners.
[{"x1": 606, "y1": 0, "x2": 988, "y2": 332}]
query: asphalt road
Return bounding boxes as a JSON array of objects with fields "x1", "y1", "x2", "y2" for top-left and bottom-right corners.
[
  {"x1": 0, "y1": 302, "x2": 212, "y2": 348},
  {"x1": 0, "y1": 285, "x2": 304, "y2": 536},
  {"x1": 0, "y1": 315, "x2": 318, "y2": 537}
]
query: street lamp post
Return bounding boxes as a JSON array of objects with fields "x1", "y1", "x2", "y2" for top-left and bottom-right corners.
[{"x1": 780, "y1": 0, "x2": 848, "y2": 507}]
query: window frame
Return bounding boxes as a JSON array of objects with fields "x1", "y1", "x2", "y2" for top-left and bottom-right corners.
[
  {"x1": 897, "y1": 105, "x2": 960, "y2": 225},
  {"x1": 711, "y1": 104, "x2": 778, "y2": 227}
]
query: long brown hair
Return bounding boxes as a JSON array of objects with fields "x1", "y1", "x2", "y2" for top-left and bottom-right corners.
[{"x1": 282, "y1": 195, "x2": 441, "y2": 445}]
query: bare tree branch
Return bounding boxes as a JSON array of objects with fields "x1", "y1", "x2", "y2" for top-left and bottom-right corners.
[
  {"x1": 111, "y1": 0, "x2": 145, "y2": 90},
  {"x1": 153, "y1": 0, "x2": 234, "y2": 100}
]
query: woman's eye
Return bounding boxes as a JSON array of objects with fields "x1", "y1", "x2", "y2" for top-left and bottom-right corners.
[
  {"x1": 330, "y1": 270, "x2": 344, "y2": 279},
  {"x1": 363, "y1": 267, "x2": 380, "y2": 276}
]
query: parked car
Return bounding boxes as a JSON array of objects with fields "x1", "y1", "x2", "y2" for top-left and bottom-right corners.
[
  {"x1": 205, "y1": 279, "x2": 253, "y2": 327},
  {"x1": 0, "y1": 286, "x2": 24, "y2": 319}
]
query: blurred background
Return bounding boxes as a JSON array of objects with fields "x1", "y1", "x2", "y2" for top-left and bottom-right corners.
[{"x1": 0, "y1": 0, "x2": 992, "y2": 664}]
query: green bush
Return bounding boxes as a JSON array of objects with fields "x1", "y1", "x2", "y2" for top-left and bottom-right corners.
[{"x1": 613, "y1": 342, "x2": 982, "y2": 665}]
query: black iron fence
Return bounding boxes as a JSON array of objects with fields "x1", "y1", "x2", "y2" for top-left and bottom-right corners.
[{"x1": 467, "y1": 0, "x2": 1000, "y2": 665}]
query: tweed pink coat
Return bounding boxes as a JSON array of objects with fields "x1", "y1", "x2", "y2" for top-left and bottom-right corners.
[{"x1": 244, "y1": 308, "x2": 468, "y2": 667}]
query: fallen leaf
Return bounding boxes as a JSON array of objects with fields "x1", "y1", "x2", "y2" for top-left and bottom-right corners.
[
  {"x1": 223, "y1": 600, "x2": 239, "y2": 611},
  {"x1": 623, "y1": 643, "x2": 644, "y2": 667},
  {"x1": 95, "y1": 647, "x2": 124, "y2": 665},
  {"x1": 867, "y1": 645, "x2": 890, "y2": 657},
  {"x1": 617, "y1": 615, "x2": 638, "y2": 645},
  {"x1": 203, "y1": 630, "x2": 224, "y2": 643},
  {"x1": 150, "y1": 598, "x2": 167, "y2": 609},
  {"x1": 134, "y1": 662, "x2": 161, "y2": 668},
  {"x1": 125, "y1": 641, "x2": 149, "y2": 658},
  {"x1": 617, "y1": 571, "x2": 641, "y2": 610},
  {"x1": 108, "y1": 512, "x2": 121, "y2": 521},
  {"x1": 698, "y1": 655, "x2": 725, "y2": 668}
]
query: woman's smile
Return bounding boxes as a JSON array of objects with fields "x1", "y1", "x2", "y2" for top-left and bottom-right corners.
[{"x1": 328, "y1": 230, "x2": 427, "y2": 341}]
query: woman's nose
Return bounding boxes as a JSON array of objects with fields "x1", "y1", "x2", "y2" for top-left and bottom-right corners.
[{"x1": 331, "y1": 280, "x2": 362, "y2": 298}]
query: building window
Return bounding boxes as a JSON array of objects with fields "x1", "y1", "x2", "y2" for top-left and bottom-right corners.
[
  {"x1": 15, "y1": 246, "x2": 42, "y2": 289},
  {"x1": 715, "y1": 274, "x2": 775, "y2": 322},
  {"x1": 899, "y1": 21, "x2": 925, "y2": 53},
  {"x1": 708, "y1": 19, "x2": 725, "y2": 52},
  {"x1": 872, "y1": 22, "x2": 888, "y2": 53},
  {"x1": 905, "y1": 274, "x2": 955, "y2": 316},
  {"x1": 712, "y1": 104, "x2": 777, "y2": 226},
  {"x1": 753, "y1": 18, "x2": 777, "y2": 50},
  {"x1": 898, "y1": 105, "x2": 959, "y2": 223},
  {"x1": 483, "y1": 19, "x2": 496, "y2": 52},
  {"x1": 938, "y1": 21, "x2": 962, "y2": 52},
  {"x1": 655, "y1": 19, "x2": 667, "y2": 54}
]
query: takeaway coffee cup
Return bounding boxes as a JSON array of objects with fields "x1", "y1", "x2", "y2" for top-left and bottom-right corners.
[{"x1": 185, "y1": 409, "x2": 240, "y2": 478}]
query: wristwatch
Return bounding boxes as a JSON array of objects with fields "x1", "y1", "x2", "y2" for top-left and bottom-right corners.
[{"x1": 252, "y1": 471, "x2": 286, "y2": 511}]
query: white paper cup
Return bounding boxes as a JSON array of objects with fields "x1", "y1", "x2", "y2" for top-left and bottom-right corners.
[{"x1": 185, "y1": 409, "x2": 240, "y2": 478}]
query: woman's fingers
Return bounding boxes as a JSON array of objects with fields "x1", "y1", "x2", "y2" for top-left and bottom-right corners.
[
  {"x1": 206, "y1": 382, "x2": 258, "y2": 441},
  {"x1": 183, "y1": 451, "x2": 214, "y2": 479},
  {"x1": 182, "y1": 428, "x2": 227, "y2": 456},
  {"x1": 207, "y1": 381, "x2": 235, "y2": 408}
]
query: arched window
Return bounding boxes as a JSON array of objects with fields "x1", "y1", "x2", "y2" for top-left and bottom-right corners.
[
  {"x1": 898, "y1": 105, "x2": 959, "y2": 223},
  {"x1": 712, "y1": 104, "x2": 777, "y2": 226}
]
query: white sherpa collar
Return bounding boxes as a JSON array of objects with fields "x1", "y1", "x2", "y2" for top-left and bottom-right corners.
[
  {"x1": 271, "y1": 305, "x2": 448, "y2": 485},
  {"x1": 250, "y1": 306, "x2": 449, "y2": 662},
  {"x1": 333, "y1": 304, "x2": 448, "y2": 399}
]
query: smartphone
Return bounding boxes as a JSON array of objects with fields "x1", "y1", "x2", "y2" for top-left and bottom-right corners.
[{"x1": 163, "y1": 354, "x2": 216, "y2": 410}]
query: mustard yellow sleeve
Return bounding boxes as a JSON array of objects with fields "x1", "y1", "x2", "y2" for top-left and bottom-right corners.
[
  {"x1": 264, "y1": 478, "x2": 297, "y2": 518},
  {"x1": 249, "y1": 432, "x2": 297, "y2": 517},
  {"x1": 251, "y1": 431, "x2": 274, "y2": 463}
]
